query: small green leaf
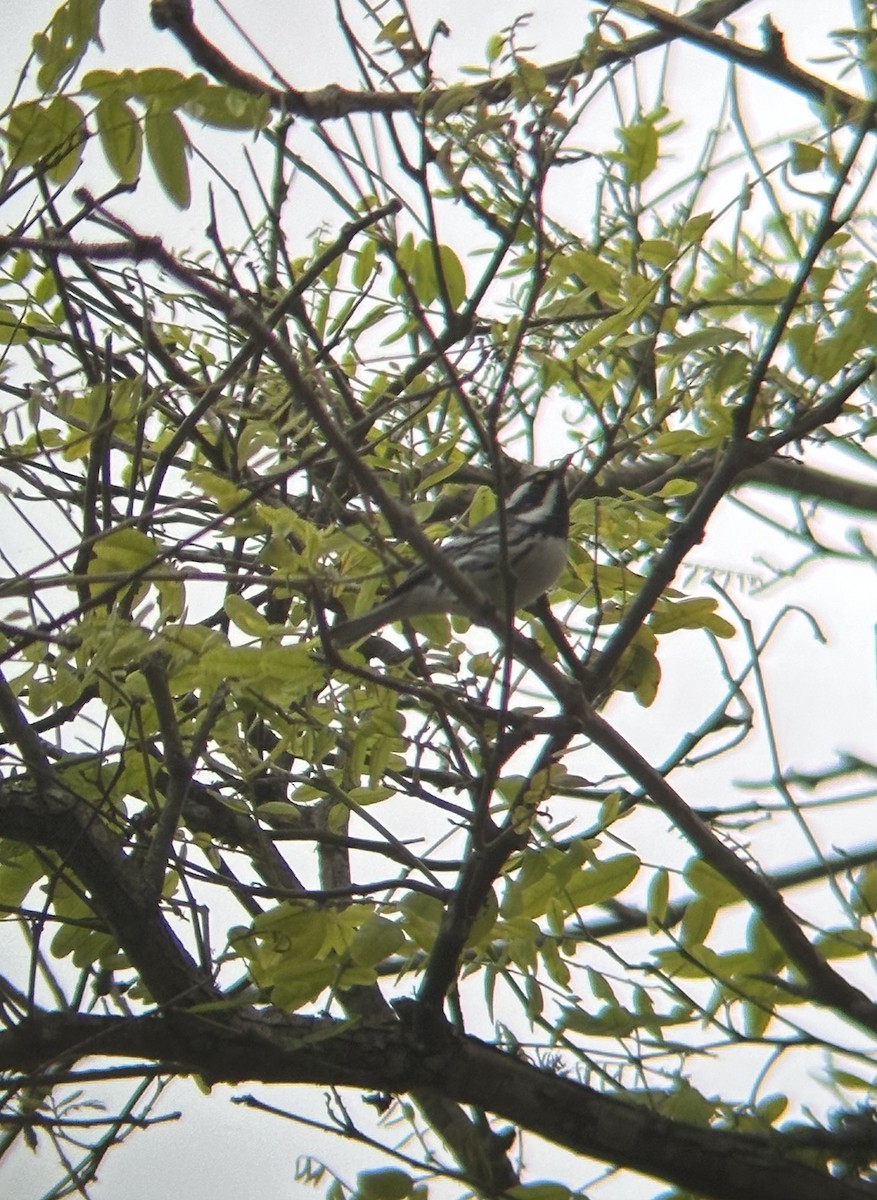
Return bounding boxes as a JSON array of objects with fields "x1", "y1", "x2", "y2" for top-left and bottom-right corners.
[
  {"x1": 132, "y1": 68, "x2": 205, "y2": 108},
  {"x1": 617, "y1": 117, "x2": 659, "y2": 184},
  {"x1": 658, "y1": 326, "x2": 745, "y2": 360},
  {"x1": 224, "y1": 593, "x2": 270, "y2": 636},
  {"x1": 565, "y1": 853, "x2": 639, "y2": 907},
  {"x1": 651, "y1": 596, "x2": 733, "y2": 637},
  {"x1": 508, "y1": 1183, "x2": 572, "y2": 1200},
  {"x1": 184, "y1": 85, "x2": 269, "y2": 130},
  {"x1": 571, "y1": 278, "x2": 658, "y2": 357},
  {"x1": 851, "y1": 863, "x2": 877, "y2": 916},
  {"x1": 5, "y1": 101, "x2": 57, "y2": 170},
  {"x1": 430, "y1": 84, "x2": 478, "y2": 123},
  {"x1": 655, "y1": 479, "x2": 697, "y2": 498},
  {"x1": 756, "y1": 1094, "x2": 788, "y2": 1126},
  {"x1": 684, "y1": 859, "x2": 741, "y2": 906},
  {"x1": 789, "y1": 140, "x2": 823, "y2": 174},
  {"x1": 815, "y1": 927, "x2": 873, "y2": 959},
  {"x1": 742, "y1": 999, "x2": 772, "y2": 1038},
  {"x1": 437, "y1": 243, "x2": 466, "y2": 309},
  {"x1": 352, "y1": 238, "x2": 378, "y2": 289},
  {"x1": 679, "y1": 896, "x2": 716, "y2": 947},
  {"x1": 0, "y1": 850, "x2": 42, "y2": 907},
  {"x1": 145, "y1": 106, "x2": 191, "y2": 208},
  {"x1": 647, "y1": 868, "x2": 670, "y2": 930},
  {"x1": 82, "y1": 68, "x2": 130, "y2": 97},
  {"x1": 639, "y1": 238, "x2": 677, "y2": 267},
  {"x1": 550, "y1": 249, "x2": 623, "y2": 303},
  {"x1": 34, "y1": 0, "x2": 103, "y2": 94},
  {"x1": 91, "y1": 527, "x2": 158, "y2": 570},
  {"x1": 96, "y1": 95, "x2": 141, "y2": 183},
  {"x1": 649, "y1": 429, "x2": 709, "y2": 455},
  {"x1": 44, "y1": 96, "x2": 84, "y2": 183},
  {"x1": 349, "y1": 915, "x2": 404, "y2": 968},
  {"x1": 355, "y1": 1169, "x2": 413, "y2": 1200},
  {"x1": 0, "y1": 308, "x2": 29, "y2": 346},
  {"x1": 486, "y1": 33, "x2": 505, "y2": 63}
]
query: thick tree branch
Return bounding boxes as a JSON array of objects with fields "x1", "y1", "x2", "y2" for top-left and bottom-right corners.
[
  {"x1": 2, "y1": 1009, "x2": 875, "y2": 1200},
  {"x1": 150, "y1": 0, "x2": 771, "y2": 122},
  {"x1": 0, "y1": 779, "x2": 217, "y2": 1009},
  {"x1": 737, "y1": 457, "x2": 877, "y2": 514}
]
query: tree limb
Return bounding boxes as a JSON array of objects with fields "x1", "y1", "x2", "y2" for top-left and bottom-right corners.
[{"x1": 2, "y1": 1009, "x2": 875, "y2": 1200}]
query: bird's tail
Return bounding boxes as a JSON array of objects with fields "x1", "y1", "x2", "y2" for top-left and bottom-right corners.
[{"x1": 330, "y1": 606, "x2": 388, "y2": 645}]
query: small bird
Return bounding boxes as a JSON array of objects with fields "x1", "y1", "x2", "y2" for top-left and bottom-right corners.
[{"x1": 332, "y1": 456, "x2": 573, "y2": 645}]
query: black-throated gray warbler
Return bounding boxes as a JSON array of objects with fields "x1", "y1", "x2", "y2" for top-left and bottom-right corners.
[{"x1": 332, "y1": 455, "x2": 573, "y2": 644}]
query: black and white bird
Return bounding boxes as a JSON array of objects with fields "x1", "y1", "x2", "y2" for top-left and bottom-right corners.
[{"x1": 332, "y1": 456, "x2": 573, "y2": 645}]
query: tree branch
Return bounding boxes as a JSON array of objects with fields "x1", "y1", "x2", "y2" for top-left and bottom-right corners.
[
  {"x1": 0, "y1": 779, "x2": 217, "y2": 1008},
  {"x1": 582, "y1": 708, "x2": 877, "y2": 1037},
  {"x1": 2, "y1": 1009, "x2": 876, "y2": 1200},
  {"x1": 150, "y1": 0, "x2": 781, "y2": 123},
  {"x1": 620, "y1": 0, "x2": 872, "y2": 126}
]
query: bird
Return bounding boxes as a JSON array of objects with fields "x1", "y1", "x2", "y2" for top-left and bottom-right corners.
[{"x1": 331, "y1": 455, "x2": 573, "y2": 645}]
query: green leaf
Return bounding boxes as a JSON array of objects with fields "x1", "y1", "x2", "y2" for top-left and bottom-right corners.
[
  {"x1": 649, "y1": 429, "x2": 710, "y2": 456},
  {"x1": 437, "y1": 243, "x2": 466, "y2": 309},
  {"x1": 647, "y1": 868, "x2": 670, "y2": 931},
  {"x1": 352, "y1": 238, "x2": 378, "y2": 289},
  {"x1": 656, "y1": 1080, "x2": 717, "y2": 1128},
  {"x1": 184, "y1": 86, "x2": 269, "y2": 131},
  {"x1": 681, "y1": 211, "x2": 714, "y2": 243},
  {"x1": 788, "y1": 313, "x2": 870, "y2": 382},
  {"x1": 742, "y1": 999, "x2": 772, "y2": 1038},
  {"x1": 564, "y1": 853, "x2": 639, "y2": 907},
  {"x1": 550, "y1": 249, "x2": 623, "y2": 303},
  {"x1": 91, "y1": 528, "x2": 158, "y2": 571},
  {"x1": 270, "y1": 960, "x2": 336, "y2": 1010},
  {"x1": 746, "y1": 915, "x2": 786, "y2": 971},
  {"x1": 144, "y1": 107, "x2": 191, "y2": 208},
  {"x1": 756, "y1": 1093, "x2": 789, "y2": 1126},
  {"x1": 430, "y1": 84, "x2": 478, "y2": 123},
  {"x1": 0, "y1": 308, "x2": 29, "y2": 346},
  {"x1": 349, "y1": 915, "x2": 404, "y2": 967},
  {"x1": 651, "y1": 596, "x2": 734, "y2": 638},
  {"x1": 34, "y1": 0, "x2": 103, "y2": 94},
  {"x1": 82, "y1": 68, "x2": 128, "y2": 97},
  {"x1": 851, "y1": 863, "x2": 877, "y2": 916},
  {"x1": 658, "y1": 326, "x2": 745, "y2": 360},
  {"x1": 132, "y1": 68, "x2": 206, "y2": 109},
  {"x1": 684, "y1": 859, "x2": 741, "y2": 906},
  {"x1": 639, "y1": 238, "x2": 677, "y2": 268},
  {"x1": 514, "y1": 59, "x2": 546, "y2": 101},
  {"x1": 560, "y1": 1003, "x2": 637, "y2": 1037},
  {"x1": 355, "y1": 1169, "x2": 413, "y2": 1200},
  {"x1": 486, "y1": 33, "x2": 505, "y2": 63},
  {"x1": 96, "y1": 95, "x2": 142, "y2": 183},
  {"x1": 398, "y1": 891, "x2": 444, "y2": 951},
  {"x1": 617, "y1": 117, "x2": 659, "y2": 184},
  {"x1": 679, "y1": 896, "x2": 716, "y2": 947},
  {"x1": 789, "y1": 140, "x2": 823, "y2": 174},
  {"x1": 5, "y1": 99, "x2": 78, "y2": 174},
  {"x1": 508, "y1": 1184, "x2": 572, "y2": 1200},
  {"x1": 0, "y1": 848, "x2": 42, "y2": 907},
  {"x1": 570, "y1": 278, "x2": 658, "y2": 357},
  {"x1": 655, "y1": 479, "x2": 697, "y2": 499},
  {"x1": 44, "y1": 96, "x2": 85, "y2": 183},
  {"x1": 815, "y1": 927, "x2": 873, "y2": 958},
  {"x1": 223, "y1": 594, "x2": 270, "y2": 637}
]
